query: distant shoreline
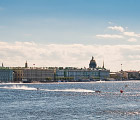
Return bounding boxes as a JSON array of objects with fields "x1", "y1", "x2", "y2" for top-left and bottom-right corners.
[{"x1": 0, "y1": 80, "x2": 140, "y2": 85}]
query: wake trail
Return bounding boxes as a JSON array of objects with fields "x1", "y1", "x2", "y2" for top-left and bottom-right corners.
[
  {"x1": 41, "y1": 88, "x2": 95, "y2": 92},
  {"x1": 0, "y1": 85, "x2": 95, "y2": 93},
  {"x1": 0, "y1": 85, "x2": 37, "y2": 90}
]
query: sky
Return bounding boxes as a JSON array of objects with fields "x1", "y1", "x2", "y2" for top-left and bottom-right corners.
[{"x1": 0, "y1": 0, "x2": 140, "y2": 71}]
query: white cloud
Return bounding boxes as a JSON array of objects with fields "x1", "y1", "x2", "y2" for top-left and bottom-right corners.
[
  {"x1": 127, "y1": 38, "x2": 137, "y2": 42},
  {"x1": 108, "y1": 26, "x2": 125, "y2": 32},
  {"x1": 0, "y1": 41, "x2": 140, "y2": 71},
  {"x1": 96, "y1": 34, "x2": 124, "y2": 39},
  {"x1": 123, "y1": 32, "x2": 140, "y2": 37},
  {"x1": 96, "y1": 24, "x2": 140, "y2": 42}
]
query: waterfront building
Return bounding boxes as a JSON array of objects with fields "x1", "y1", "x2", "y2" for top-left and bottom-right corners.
[
  {"x1": 127, "y1": 71, "x2": 140, "y2": 80},
  {"x1": 56, "y1": 67, "x2": 110, "y2": 81},
  {"x1": 110, "y1": 71, "x2": 128, "y2": 81},
  {"x1": 12, "y1": 67, "x2": 55, "y2": 83},
  {"x1": 12, "y1": 61, "x2": 55, "y2": 82},
  {"x1": 10, "y1": 57, "x2": 110, "y2": 83},
  {"x1": 121, "y1": 71, "x2": 128, "y2": 80},
  {"x1": 110, "y1": 72, "x2": 118, "y2": 80},
  {"x1": 55, "y1": 57, "x2": 110, "y2": 81},
  {"x1": 12, "y1": 67, "x2": 24, "y2": 82},
  {"x1": 22, "y1": 67, "x2": 54, "y2": 82},
  {"x1": 56, "y1": 68, "x2": 93, "y2": 82},
  {"x1": 0, "y1": 67, "x2": 13, "y2": 82},
  {"x1": 98, "y1": 68, "x2": 110, "y2": 80}
]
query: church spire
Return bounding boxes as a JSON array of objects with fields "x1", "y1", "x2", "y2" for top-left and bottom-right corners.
[
  {"x1": 102, "y1": 60, "x2": 104, "y2": 69},
  {"x1": 25, "y1": 61, "x2": 28, "y2": 68},
  {"x1": 2, "y1": 63, "x2": 3, "y2": 67}
]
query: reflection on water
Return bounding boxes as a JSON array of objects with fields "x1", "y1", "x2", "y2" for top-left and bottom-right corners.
[{"x1": 0, "y1": 81, "x2": 140, "y2": 120}]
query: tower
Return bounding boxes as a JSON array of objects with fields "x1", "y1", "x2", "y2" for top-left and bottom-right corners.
[
  {"x1": 102, "y1": 61, "x2": 104, "y2": 69},
  {"x1": 89, "y1": 56, "x2": 97, "y2": 69},
  {"x1": 2, "y1": 63, "x2": 3, "y2": 67},
  {"x1": 25, "y1": 61, "x2": 28, "y2": 68}
]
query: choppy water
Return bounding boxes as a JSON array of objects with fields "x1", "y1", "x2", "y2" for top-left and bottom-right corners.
[{"x1": 0, "y1": 81, "x2": 140, "y2": 120}]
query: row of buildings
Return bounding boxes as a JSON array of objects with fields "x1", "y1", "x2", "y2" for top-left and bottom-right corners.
[
  {"x1": 0, "y1": 57, "x2": 139, "y2": 83},
  {"x1": 0, "y1": 57, "x2": 110, "y2": 83},
  {"x1": 110, "y1": 70, "x2": 140, "y2": 81}
]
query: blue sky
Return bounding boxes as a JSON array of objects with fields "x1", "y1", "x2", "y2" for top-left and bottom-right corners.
[
  {"x1": 0, "y1": 0, "x2": 140, "y2": 71},
  {"x1": 1, "y1": 0, "x2": 140, "y2": 44}
]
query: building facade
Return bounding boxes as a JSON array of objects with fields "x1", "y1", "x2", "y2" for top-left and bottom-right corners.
[
  {"x1": 56, "y1": 67, "x2": 110, "y2": 81},
  {"x1": 12, "y1": 67, "x2": 55, "y2": 83},
  {"x1": 22, "y1": 67, "x2": 55, "y2": 82},
  {"x1": 6, "y1": 57, "x2": 110, "y2": 83},
  {"x1": 0, "y1": 67, "x2": 13, "y2": 82},
  {"x1": 127, "y1": 71, "x2": 140, "y2": 80},
  {"x1": 12, "y1": 67, "x2": 24, "y2": 82}
]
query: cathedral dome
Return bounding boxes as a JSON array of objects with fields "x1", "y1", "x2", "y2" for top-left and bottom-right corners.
[{"x1": 89, "y1": 56, "x2": 97, "y2": 69}]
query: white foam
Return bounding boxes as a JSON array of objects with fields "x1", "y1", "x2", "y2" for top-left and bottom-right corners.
[
  {"x1": 0, "y1": 85, "x2": 95, "y2": 92},
  {"x1": 42, "y1": 88, "x2": 95, "y2": 93},
  {"x1": 0, "y1": 85, "x2": 37, "y2": 90}
]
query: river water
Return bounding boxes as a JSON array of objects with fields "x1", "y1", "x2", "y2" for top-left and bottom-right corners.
[{"x1": 0, "y1": 81, "x2": 140, "y2": 120}]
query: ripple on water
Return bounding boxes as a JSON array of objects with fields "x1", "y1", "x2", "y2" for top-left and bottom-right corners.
[{"x1": 0, "y1": 81, "x2": 140, "y2": 119}]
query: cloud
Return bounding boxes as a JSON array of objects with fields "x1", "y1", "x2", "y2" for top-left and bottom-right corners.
[
  {"x1": 127, "y1": 38, "x2": 137, "y2": 42},
  {"x1": 0, "y1": 41, "x2": 140, "y2": 71},
  {"x1": 96, "y1": 24, "x2": 140, "y2": 42},
  {"x1": 108, "y1": 26, "x2": 124, "y2": 32},
  {"x1": 96, "y1": 34, "x2": 124, "y2": 39},
  {"x1": 123, "y1": 32, "x2": 140, "y2": 37},
  {"x1": 108, "y1": 26, "x2": 140, "y2": 38}
]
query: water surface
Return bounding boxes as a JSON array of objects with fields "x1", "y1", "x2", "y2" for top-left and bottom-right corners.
[{"x1": 0, "y1": 81, "x2": 140, "y2": 120}]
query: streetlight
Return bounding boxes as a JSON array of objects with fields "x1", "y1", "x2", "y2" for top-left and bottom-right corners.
[{"x1": 121, "y1": 64, "x2": 123, "y2": 81}]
